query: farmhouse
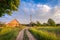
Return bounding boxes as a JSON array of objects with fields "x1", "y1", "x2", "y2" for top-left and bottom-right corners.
[{"x1": 7, "y1": 19, "x2": 20, "y2": 27}]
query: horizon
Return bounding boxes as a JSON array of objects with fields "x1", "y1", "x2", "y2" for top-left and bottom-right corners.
[{"x1": 0, "y1": 0, "x2": 60, "y2": 24}]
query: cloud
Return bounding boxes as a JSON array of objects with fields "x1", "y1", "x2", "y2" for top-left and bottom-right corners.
[
  {"x1": 37, "y1": 4, "x2": 51, "y2": 13},
  {"x1": 0, "y1": 0, "x2": 60, "y2": 24},
  {"x1": 36, "y1": 4, "x2": 51, "y2": 17},
  {"x1": 20, "y1": 1, "x2": 60, "y2": 23},
  {"x1": 53, "y1": 6, "x2": 60, "y2": 17}
]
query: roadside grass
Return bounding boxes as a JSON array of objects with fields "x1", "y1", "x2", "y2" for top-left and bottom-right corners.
[
  {"x1": 23, "y1": 29, "x2": 29, "y2": 40},
  {"x1": 0, "y1": 28, "x2": 2, "y2": 31},
  {"x1": 37, "y1": 27, "x2": 60, "y2": 35},
  {"x1": 29, "y1": 28, "x2": 57, "y2": 40},
  {"x1": 0, "y1": 26, "x2": 25, "y2": 40},
  {"x1": 37, "y1": 27, "x2": 60, "y2": 40}
]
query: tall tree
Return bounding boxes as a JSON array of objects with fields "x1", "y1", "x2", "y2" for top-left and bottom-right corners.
[
  {"x1": 43, "y1": 23, "x2": 48, "y2": 26},
  {"x1": 0, "y1": 22, "x2": 6, "y2": 27},
  {"x1": 30, "y1": 22, "x2": 36, "y2": 26},
  {"x1": 36, "y1": 21, "x2": 41, "y2": 26},
  {"x1": 0, "y1": 0, "x2": 20, "y2": 17},
  {"x1": 47, "y1": 18, "x2": 56, "y2": 26}
]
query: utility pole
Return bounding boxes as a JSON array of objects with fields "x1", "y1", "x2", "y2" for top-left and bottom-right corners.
[{"x1": 30, "y1": 13, "x2": 32, "y2": 27}]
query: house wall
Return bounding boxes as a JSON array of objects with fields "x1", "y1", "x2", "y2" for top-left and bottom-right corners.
[{"x1": 7, "y1": 19, "x2": 20, "y2": 27}]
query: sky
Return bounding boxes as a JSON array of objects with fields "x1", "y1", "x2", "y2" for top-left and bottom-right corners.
[{"x1": 0, "y1": 0, "x2": 60, "y2": 24}]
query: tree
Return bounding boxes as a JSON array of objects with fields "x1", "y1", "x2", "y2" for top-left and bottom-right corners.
[
  {"x1": 47, "y1": 18, "x2": 56, "y2": 26},
  {"x1": 36, "y1": 21, "x2": 41, "y2": 26},
  {"x1": 0, "y1": 22, "x2": 6, "y2": 27},
  {"x1": 43, "y1": 23, "x2": 48, "y2": 26},
  {"x1": 30, "y1": 22, "x2": 36, "y2": 26},
  {"x1": 0, "y1": 0, "x2": 20, "y2": 17}
]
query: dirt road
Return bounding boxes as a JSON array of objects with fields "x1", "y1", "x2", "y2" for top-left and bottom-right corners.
[
  {"x1": 16, "y1": 27, "x2": 36, "y2": 40},
  {"x1": 16, "y1": 29, "x2": 24, "y2": 40},
  {"x1": 26, "y1": 29, "x2": 36, "y2": 40}
]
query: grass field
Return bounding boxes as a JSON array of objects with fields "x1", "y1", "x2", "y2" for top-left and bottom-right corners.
[
  {"x1": 37, "y1": 27, "x2": 60, "y2": 34},
  {"x1": 0, "y1": 26, "x2": 60, "y2": 40},
  {"x1": 29, "y1": 27, "x2": 60, "y2": 40},
  {"x1": 0, "y1": 26, "x2": 25, "y2": 40},
  {"x1": 0, "y1": 28, "x2": 2, "y2": 31},
  {"x1": 37, "y1": 27, "x2": 60, "y2": 40}
]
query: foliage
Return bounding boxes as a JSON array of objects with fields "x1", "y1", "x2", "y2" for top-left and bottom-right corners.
[
  {"x1": 23, "y1": 29, "x2": 29, "y2": 40},
  {"x1": 36, "y1": 27, "x2": 60, "y2": 40},
  {"x1": 56, "y1": 24, "x2": 60, "y2": 26},
  {"x1": 0, "y1": 28, "x2": 2, "y2": 31},
  {"x1": 0, "y1": 0, "x2": 20, "y2": 17},
  {"x1": 42, "y1": 23, "x2": 48, "y2": 26},
  {"x1": 47, "y1": 18, "x2": 56, "y2": 26},
  {"x1": 37, "y1": 27, "x2": 60, "y2": 32},
  {"x1": 29, "y1": 28, "x2": 57, "y2": 40},
  {"x1": 30, "y1": 22, "x2": 36, "y2": 26},
  {"x1": 36, "y1": 21, "x2": 41, "y2": 26},
  {"x1": 0, "y1": 22, "x2": 6, "y2": 27},
  {"x1": 0, "y1": 26, "x2": 22, "y2": 40}
]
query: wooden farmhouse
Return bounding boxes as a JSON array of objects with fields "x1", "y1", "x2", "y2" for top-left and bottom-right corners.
[{"x1": 7, "y1": 19, "x2": 20, "y2": 27}]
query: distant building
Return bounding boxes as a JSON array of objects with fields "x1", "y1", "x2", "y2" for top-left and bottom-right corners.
[{"x1": 7, "y1": 19, "x2": 20, "y2": 27}]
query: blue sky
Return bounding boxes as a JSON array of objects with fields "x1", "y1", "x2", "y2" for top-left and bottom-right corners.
[{"x1": 0, "y1": 0, "x2": 60, "y2": 24}]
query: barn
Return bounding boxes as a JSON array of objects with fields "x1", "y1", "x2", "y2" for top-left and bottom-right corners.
[{"x1": 7, "y1": 19, "x2": 20, "y2": 27}]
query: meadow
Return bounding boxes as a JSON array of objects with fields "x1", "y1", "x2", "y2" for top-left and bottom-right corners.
[
  {"x1": 29, "y1": 26, "x2": 60, "y2": 40},
  {"x1": 0, "y1": 26, "x2": 60, "y2": 40},
  {"x1": 0, "y1": 26, "x2": 25, "y2": 40}
]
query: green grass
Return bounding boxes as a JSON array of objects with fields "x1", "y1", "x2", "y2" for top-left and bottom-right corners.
[
  {"x1": 29, "y1": 28, "x2": 57, "y2": 40},
  {"x1": 37, "y1": 27, "x2": 60, "y2": 35},
  {"x1": 37, "y1": 27, "x2": 60, "y2": 40},
  {"x1": 23, "y1": 29, "x2": 29, "y2": 40},
  {"x1": 0, "y1": 26, "x2": 23, "y2": 40},
  {"x1": 37, "y1": 27, "x2": 60, "y2": 32},
  {"x1": 0, "y1": 28, "x2": 2, "y2": 31}
]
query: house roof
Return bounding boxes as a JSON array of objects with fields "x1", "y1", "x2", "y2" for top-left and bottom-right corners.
[{"x1": 7, "y1": 19, "x2": 20, "y2": 24}]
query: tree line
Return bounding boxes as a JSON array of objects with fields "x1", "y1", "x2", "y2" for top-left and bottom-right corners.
[
  {"x1": 0, "y1": 18, "x2": 60, "y2": 27},
  {"x1": 30, "y1": 18, "x2": 59, "y2": 27}
]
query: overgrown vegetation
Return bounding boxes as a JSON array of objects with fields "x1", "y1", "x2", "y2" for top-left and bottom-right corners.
[
  {"x1": 0, "y1": 26, "x2": 25, "y2": 40},
  {"x1": 37, "y1": 27, "x2": 60, "y2": 33},
  {"x1": 29, "y1": 28, "x2": 58, "y2": 40},
  {"x1": 23, "y1": 29, "x2": 29, "y2": 40},
  {"x1": 47, "y1": 18, "x2": 56, "y2": 26},
  {"x1": 0, "y1": 0, "x2": 20, "y2": 17},
  {"x1": 37, "y1": 27, "x2": 60, "y2": 40},
  {"x1": 29, "y1": 18, "x2": 58, "y2": 27}
]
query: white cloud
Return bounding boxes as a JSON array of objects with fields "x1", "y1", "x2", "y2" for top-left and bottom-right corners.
[
  {"x1": 20, "y1": 2, "x2": 60, "y2": 23},
  {"x1": 23, "y1": 8, "x2": 29, "y2": 13},
  {"x1": 37, "y1": 4, "x2": 51, "y2": 13},
  {"x1": 53, "y1": 6, "x2": 60, "y2": 17},
  {"x1": 35, "y1": 4, "x2": 51, "y2": 17},
  {"x1": 42, "y1": 5, "x2": 51, "y2": 13},
  {"x1": 0, "y1": 1, "x2": 60, "y2": 24},
  {"x1": 37, "y1": 4, "x2": 43, "y2": 8}
]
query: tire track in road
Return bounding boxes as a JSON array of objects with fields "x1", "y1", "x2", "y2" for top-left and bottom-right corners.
[
  {"x1": 16, "y1": 29, "x2": 24, "y2": 40},
  {"x1": 26, "y1": 28, "x2": 37, "y2": 40},
  {"x1": 16, "y1": 27, "x2": 37, "y2": 40}
]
